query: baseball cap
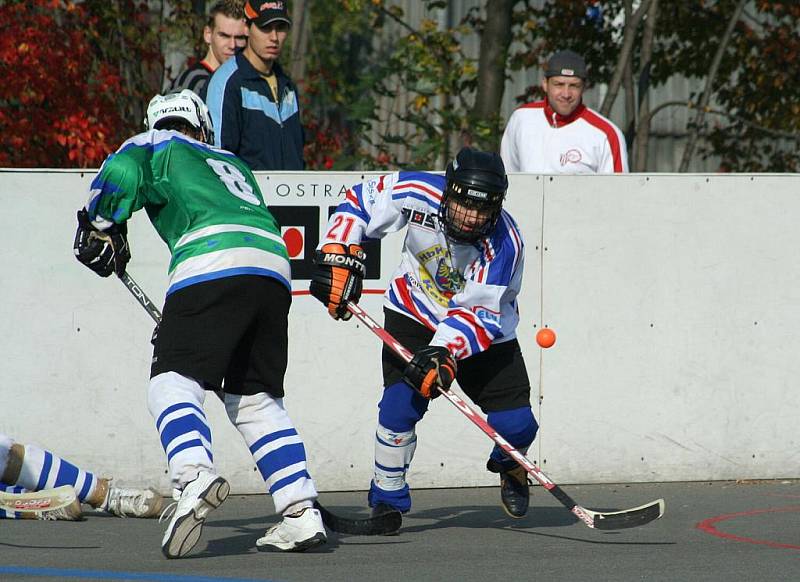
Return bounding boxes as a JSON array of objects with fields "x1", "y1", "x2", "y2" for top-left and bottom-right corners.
[
  {"x1": 244, "y1": 0, "x2": 292, "y2": 28},
  {"x1": 544, "y1": 50, "x2": 588, "y2": 79}
]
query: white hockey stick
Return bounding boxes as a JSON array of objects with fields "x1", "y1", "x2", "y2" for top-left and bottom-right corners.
[
  {"x1": 0, "y1": 485, "x2": 79, "y2": 514},
  {"x1": 346, "y1": 301, "x2": 665, "y2": 530}
]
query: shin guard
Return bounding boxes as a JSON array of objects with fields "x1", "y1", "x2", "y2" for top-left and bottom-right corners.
[
  {"x1": 148, "y1": 372, "x2": 214, "y2": 489},
  {"x1": 369, "y1": 424, "x2": 417, "y2": 513},
  {"x1": 224, "y1": 392, "x2": 317, "y2": 515}
]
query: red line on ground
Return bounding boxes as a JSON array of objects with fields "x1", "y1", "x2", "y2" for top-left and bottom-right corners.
[{"x1": 696, "y1": 506, "x2": 800, "y2": 550}]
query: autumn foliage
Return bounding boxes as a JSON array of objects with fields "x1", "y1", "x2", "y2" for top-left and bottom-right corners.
[{"x1": 0, "y1": 0, "x2": 132, "y2": 167}]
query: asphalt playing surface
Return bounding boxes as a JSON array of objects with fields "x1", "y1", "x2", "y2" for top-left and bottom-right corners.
[{"x1": 2, "y1": 480, "x2": 799, "y2": 581}]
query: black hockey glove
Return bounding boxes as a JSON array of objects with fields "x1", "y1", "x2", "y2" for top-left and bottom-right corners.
[
  {"x1": 309, "y1": 242, "x2": 366, "y2": 320},
  {"x1": 74, "y1": 209, "x2": 131, "y2": 278},
  {"x1": 403, "y1": 345, "x2": 457, "y2": 399}
]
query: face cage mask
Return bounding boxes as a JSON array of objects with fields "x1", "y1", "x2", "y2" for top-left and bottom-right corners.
[{"x1": 438, "y1": 186, "x2": 503, "y2": 244}]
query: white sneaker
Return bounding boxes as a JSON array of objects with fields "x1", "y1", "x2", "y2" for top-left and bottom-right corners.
[
  {"x1": 256, "y1": 507, "x2": 327, "y2": 552},
  {"x1": 160, "y1": 472, "x2": 229, "y2": 559},
  {"x1": 103, "y1": 486, "x2": 164, "y2": 518}
]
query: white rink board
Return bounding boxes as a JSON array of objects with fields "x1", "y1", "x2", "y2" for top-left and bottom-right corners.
[{"x1": 0, "y1": 170, "x2": 798, "y2": 495}]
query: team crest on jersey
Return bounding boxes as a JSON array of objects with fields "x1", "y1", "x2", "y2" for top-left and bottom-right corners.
[
  {"x1": 434, "y1": 258, "x2": 464, "y2": 294},
  {"x1": 402, "y1": 207, "x2": 437, "y2": 230},
  {"x1": 415, "y1": 244, "x2": 464, "y2": 306}
]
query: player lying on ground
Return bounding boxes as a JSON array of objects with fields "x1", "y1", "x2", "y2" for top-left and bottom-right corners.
[
  {"x1": 0, "y1": 433, "x2": 162, "y2": 520},
  {"x1": 73, "y1": 89, "x2": 326, "y2": 557},
  {"x1": 310, "y1": 147, "x2": 538, "y2": 533}
]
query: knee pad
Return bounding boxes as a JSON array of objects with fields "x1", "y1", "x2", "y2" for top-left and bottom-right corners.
[
  {"x1": 377, "y1": 382, "x2": 429, "y2": 432},
  {"x1": 487, "y1": 406, "x2": 538, "y2": 448}
]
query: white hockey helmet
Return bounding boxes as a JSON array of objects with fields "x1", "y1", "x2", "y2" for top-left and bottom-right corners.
[{"x1": 144, "y1": 89, "x2": 214, "y2": 145}]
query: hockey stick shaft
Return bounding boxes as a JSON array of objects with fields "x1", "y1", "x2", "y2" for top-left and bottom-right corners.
[
  {"x1": 345, "y1": 301, "x2": 665, "y2": 530},
  {"x1": 120, "y1": 271, "x2": 162, "y2": 324}
]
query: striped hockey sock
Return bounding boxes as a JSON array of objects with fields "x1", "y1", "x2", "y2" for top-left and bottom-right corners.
[
  {"x1": 148, "y1": 372, "x2": 215, "y2": 489},
  {"x1": 224, "y1": 392, "x2": 317, "y2": 515}
]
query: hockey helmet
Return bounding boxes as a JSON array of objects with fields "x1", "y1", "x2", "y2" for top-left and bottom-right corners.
[
  {"x1": 144, "y1": 89, "x2": 214, "y2": 145},
  {"x1": 439, "y1": 147, "x2": 508, "y2": 243}
]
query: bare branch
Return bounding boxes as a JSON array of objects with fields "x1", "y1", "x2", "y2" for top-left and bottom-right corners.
[
  {"x1": 599, "y1": 0, "x2": 654, "y2": 117},
  {"x1": 633, "y1": 0, "x2": 658, "y2": 171},
  {"x1": 678, "y1": 0, "x2": 746, "y2": 172}
]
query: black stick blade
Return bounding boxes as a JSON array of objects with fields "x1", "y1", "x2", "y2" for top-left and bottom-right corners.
[
  {"x1": 585, "y1": 498, "x2": 665, "y2": 530},
  {"x1": 314, "y1": 501, "x2": 402, "y2": 535}
]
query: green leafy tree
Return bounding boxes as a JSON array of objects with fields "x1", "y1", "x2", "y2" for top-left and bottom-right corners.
[{"x1": 512, "y1": 0, "x2": 800, "y2": 171}]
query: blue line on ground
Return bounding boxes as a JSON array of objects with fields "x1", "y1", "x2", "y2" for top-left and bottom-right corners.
[{"x1": 0, "y1": 566, "x2": 280, "y2": 582}]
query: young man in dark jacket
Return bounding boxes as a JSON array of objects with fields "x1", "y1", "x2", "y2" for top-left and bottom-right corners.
[{"x1": 206, "y1": 0, "x2": 304, "y2": 170}]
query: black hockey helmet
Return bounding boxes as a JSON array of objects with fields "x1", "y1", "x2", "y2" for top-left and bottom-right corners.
[{"x1": 439, "y1": 147, "x2": 508, "y2": 243}]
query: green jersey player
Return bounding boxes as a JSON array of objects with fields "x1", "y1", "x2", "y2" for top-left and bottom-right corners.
[{"x1": 73, "y1": 90, "x2": 326, "y2": 558}]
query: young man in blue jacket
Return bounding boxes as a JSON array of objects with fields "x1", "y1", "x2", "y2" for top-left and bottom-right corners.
[{"x1": 206, "y1": 0, "x2": 304, "y2": 170}]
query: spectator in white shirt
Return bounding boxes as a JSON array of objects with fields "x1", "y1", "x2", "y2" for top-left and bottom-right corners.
[{"x1": 501, "y1": 50, "x2": 628, "y2": 174}]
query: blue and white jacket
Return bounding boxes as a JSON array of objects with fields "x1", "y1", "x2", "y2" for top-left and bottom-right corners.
[{"x1": 206, "y1": 54, "x2": 304, "y2": 171}]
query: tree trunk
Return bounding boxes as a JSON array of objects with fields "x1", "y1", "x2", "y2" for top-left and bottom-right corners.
[
  {"x1": 678, "y1": 0, "x2": 746, "y2": 172},
  {"x1": 622, "y1": 0, "x2": 635, "y2": 154},
  {"x1": 634, "y1": 0, "x2": 658, "y2": 171},
  {"x1": 599, "y1": 0, "x2": 654, "y2": 117},
  {"x1": 290, "y1": 0, "x2": 310, "y2": 82},
  {"x1": 471, "y1": 0, "x2": 515, "y2": 150}
]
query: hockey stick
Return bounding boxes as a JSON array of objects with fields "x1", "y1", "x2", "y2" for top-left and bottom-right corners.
[
  {"x1": 120, "y1": 271, "x2": 161, "y2": 324},
  {"x1": 345, "y1": 301, "x2": 665, "y2": 531},
  {"x1": 0, "y1": 485, "x2": 79, "y2": 515},
  {"x1": 118, "y1": 272, "x2": 399, "y2": 535},
  {"x1": 314, "y1": 501, "x2": 401, "y2": 536}
]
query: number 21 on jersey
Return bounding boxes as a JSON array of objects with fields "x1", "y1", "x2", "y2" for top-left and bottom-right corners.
[{"x1": 325, "y1": 214, "x2": 356, "y2": 241}]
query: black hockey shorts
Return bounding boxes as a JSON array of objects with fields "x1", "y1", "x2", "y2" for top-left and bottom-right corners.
[
  {"x1": 151, "y1": 275, "x2": 290, "y2": 397},
  {"x1": 381, "y1": 308, "x2": 532, "y2": 412}
]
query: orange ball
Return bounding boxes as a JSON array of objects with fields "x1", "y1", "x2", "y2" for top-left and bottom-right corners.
[{"x1": 536, "y1": 327, "x2": 556, "y2": 348}]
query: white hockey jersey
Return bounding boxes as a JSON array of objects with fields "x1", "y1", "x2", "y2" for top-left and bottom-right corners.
[
  {"x1": 320, "y1": 171, "x2": 525, "y2": 360},
  {"x1": 501, "y1": 100, "x2": 628, "y2": 174}
]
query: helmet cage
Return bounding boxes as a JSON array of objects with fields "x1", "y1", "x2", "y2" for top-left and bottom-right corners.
[
  {"x1": 439, "y1": 147, "x2": 508, "y2": 244},
  {"x1": 144, "y1": 90, "x2": 214, "y2": 145},
  {"x1": 438, "y1": 181, "x2": 505, "y2": 244}
]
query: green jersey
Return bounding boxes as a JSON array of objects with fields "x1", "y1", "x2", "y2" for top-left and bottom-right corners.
[{"x1": 85, "y1": 130, "x2": 290, "y2": 295}]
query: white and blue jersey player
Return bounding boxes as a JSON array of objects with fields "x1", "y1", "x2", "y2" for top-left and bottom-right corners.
[{"x1": 310, "y1": 147, "x2": 539, "y2": 529}]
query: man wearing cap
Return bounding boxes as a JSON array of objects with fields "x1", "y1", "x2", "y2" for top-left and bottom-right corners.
[
  {"x1": 501, "y1": 49, "x2": 628, "y2": 174},
  {"x1": 206, "y1": 0, "x2": 304, "y2": 170}
]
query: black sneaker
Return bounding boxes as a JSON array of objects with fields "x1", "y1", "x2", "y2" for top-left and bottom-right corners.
[
  {"x1": 371, "y1": 503, "x2": 402, "y2": 535},
  {"x1": 499, "y1": 465, "x2": 530, "y2": 519}
]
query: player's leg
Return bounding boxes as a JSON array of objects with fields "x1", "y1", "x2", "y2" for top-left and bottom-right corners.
[
  {"x1": 148, "y1": 279, "x2": 251, "y2": 558},
  {"x1": 459, "y1": 339, "x2": 538, "y2": 518},
  {"x1": 223, "y1": 277, "x2": 325, "y2": 552},
  {"x1": 0, "y1": 433, "x2": 81, "y2": 520},
  {"x1": 0, "y1": 432, "x2": 159, "y2": 519},
  {"x1": 148, "y1": 371, "x2": 228, "y2": 558},
  {"x1": 225, "y1": 392, "x2": 326, "y2": 552},
  {"x1": 369, "y1": 382, "x2": 429, "y2": 515},
  {"x1": 367, "y1": 310, "x2": 432, "y2": 519}
]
